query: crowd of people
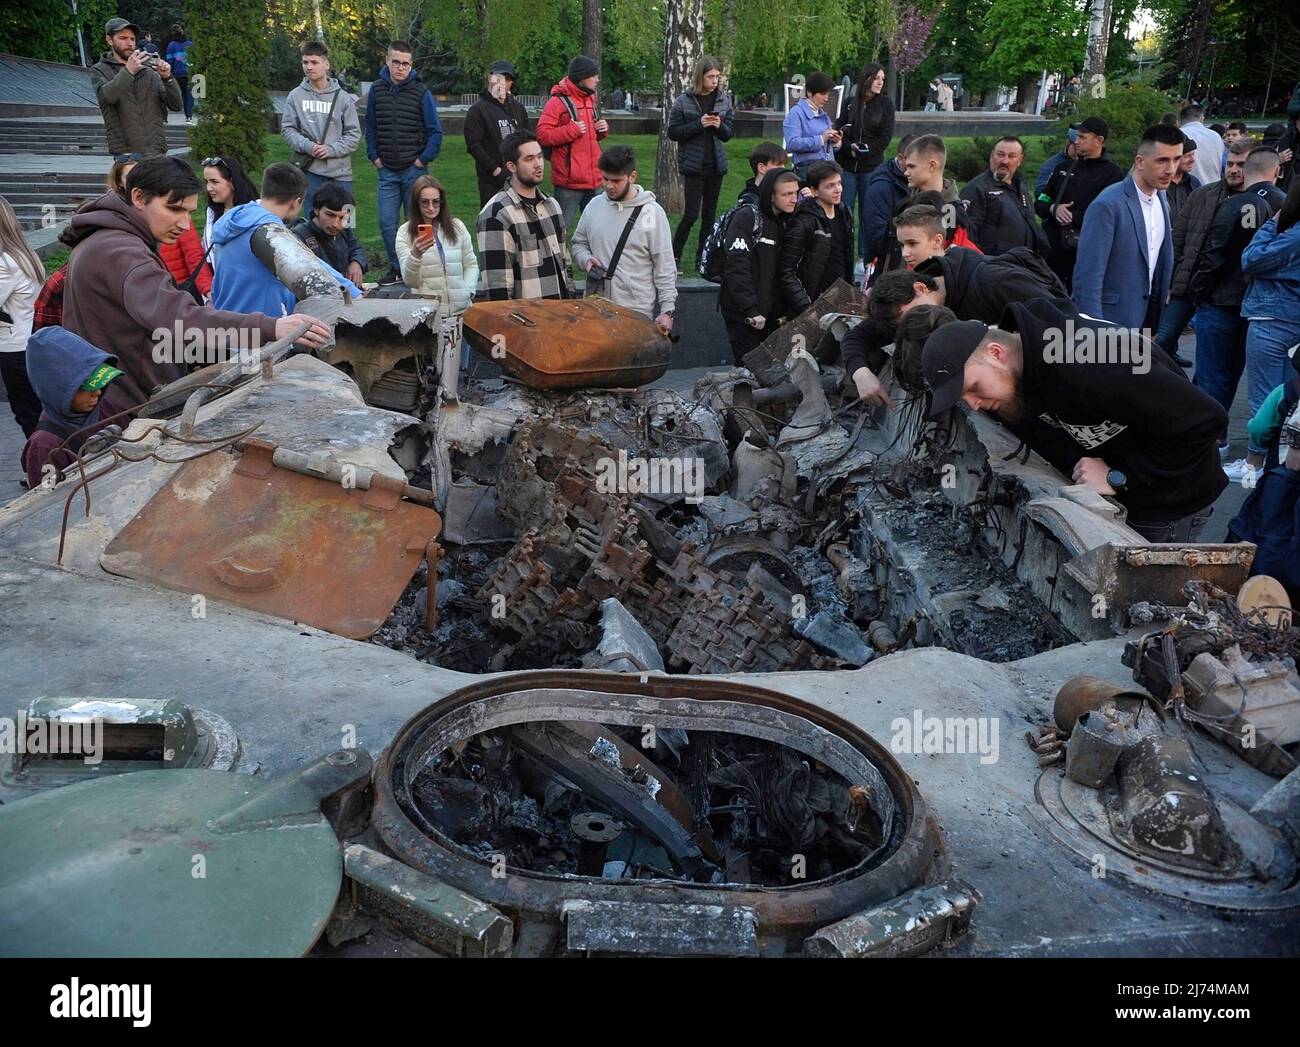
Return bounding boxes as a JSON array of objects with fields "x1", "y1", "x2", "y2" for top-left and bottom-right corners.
[{"x1": 1, "y1": 18, "x2": 1300, "y2": 569}]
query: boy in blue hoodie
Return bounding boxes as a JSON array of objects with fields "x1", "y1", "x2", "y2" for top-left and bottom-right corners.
[
  {"x1": 210, "y1": 162, "x2": 361, "y2": 316},
  {"x1": 21, "y1": 326, "x2": 141, "y2": 489}
]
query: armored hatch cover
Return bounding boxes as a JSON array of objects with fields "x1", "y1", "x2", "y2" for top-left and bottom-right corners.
[{"x1": 0, "y1": 751, "x2": 371, "y2": 957}]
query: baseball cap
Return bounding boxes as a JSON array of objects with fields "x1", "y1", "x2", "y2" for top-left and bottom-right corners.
[
  {"x1": 105, "y1": 17, "x2": 140, "y2": 35},
  {"x1": 489, "y1": 60, "x2": 518, "y2": 80},
  {"x1": 1066, "y1": 124, "x2": 1079, "y2": 143},
  {"x1": 922, "y1": 320, "x2": 989, "y2": 417},
  {"x1": 1077, "y1": 116, "x2": 1110, "y2": 139},
  {"x1": 81, "y1": 363, "x2": 123, "y2": 391}
]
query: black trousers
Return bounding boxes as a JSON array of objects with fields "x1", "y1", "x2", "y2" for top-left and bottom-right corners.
[
  {"x1": 724, "y1": 315, "x2": 770, "y2": 367},
  {"x1": 673, "y1": 169, "x2": 725, "y2": 267},
  {"x1": 0, "y1": 350, "x2": 40, "y2": 439},
  {"x1": 477, "y1": 172, "x2": 506, "y2": 208}
]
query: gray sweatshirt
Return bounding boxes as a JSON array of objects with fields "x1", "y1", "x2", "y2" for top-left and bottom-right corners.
[
  {"x1": 571, "y1": 187, "x2": 677, "y2": 320},
  {"x1": 281, "y1": 77, "x2": 361, "y2": 180}
]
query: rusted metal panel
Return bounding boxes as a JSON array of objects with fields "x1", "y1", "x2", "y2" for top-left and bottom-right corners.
[
  {"x1": 463, "y1": 299, "x2": 670, "y2": 389},
  {"x1": 100, "y1": 439, "x2": 442, "y2": 639}
]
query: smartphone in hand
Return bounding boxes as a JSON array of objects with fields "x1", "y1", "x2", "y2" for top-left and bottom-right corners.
[{"x1": 418, "y1": 224, "x2": 433, "y2": 238}]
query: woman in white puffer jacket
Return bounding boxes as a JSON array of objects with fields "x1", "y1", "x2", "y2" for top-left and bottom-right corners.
[{"x1": 395, "y1": 176, "x2": 479, "y2": 315}]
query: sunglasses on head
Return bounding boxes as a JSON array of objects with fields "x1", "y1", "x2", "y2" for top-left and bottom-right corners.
[
  {"x1": 114, "y1": 152, "x2": 142, "y2": 163},
  {"x1": 202, "y1": 157, "x2": 229, "y2": 171}
]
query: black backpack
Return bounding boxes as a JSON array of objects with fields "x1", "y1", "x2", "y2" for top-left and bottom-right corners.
[
  {"x1": 542, "y1": 95, "x2": 579, "y2": 161},
  {"x1": 700, "y1": 200, "x2": 763, "y2": 284}
]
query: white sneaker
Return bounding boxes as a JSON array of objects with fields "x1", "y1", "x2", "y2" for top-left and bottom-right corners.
[
  {"x1": 1222, "y1": 458, "x2": 1259, "y2": 485},
  {"x1": 1217, "y1": 442, "x2": 1230, "y2": 460}
]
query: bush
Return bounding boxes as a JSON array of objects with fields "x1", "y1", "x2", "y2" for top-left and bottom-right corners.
[
  {"x1": 187, "y1": 0, "x2": 273, "y2": 175},
  {"x1": 1059, "y1": 82, "x2": 1177, "y2": 168},
  {"x1": 944, "y1": 138, "x2": 987, "y2": 182}
]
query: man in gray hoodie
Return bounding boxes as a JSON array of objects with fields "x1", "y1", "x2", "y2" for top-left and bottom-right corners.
[
  {"x1": 572, "y1": 145, "x2": 677, "y2": 332},
  {"x1": 281, "y1": 41, "x2": 362, "y2": 220}
]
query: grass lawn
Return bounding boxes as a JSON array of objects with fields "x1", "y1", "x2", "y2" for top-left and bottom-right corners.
[{"x1": 43, "y1": 132, "x2": 1056, "y2": 277}]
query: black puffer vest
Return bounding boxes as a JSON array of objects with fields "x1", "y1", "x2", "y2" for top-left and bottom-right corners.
[{"x1": 371, "y1": 76, "x2": 430, "y2": 169}]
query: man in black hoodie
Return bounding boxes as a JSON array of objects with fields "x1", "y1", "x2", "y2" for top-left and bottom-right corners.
[
  {"x1": 720, "y1": 168, "x2": 800, "y2": 365},
  {"x1": 921, "y1": 298, "x2": 1228, "y2": 541},
  {"x1": 1034, "y1": 116, "x2": 1124, "y2": 290},
  {"x1": 463, "y1": 60, "x2": 532, "y2": 207},
  {"x1": 779, "y1": 160, "x2": 854, "y2": 313}
]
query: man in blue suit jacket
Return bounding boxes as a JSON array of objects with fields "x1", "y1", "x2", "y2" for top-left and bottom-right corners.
[{"x1": 1072, "y1": 124, "x2": 1185, "y2": 332}]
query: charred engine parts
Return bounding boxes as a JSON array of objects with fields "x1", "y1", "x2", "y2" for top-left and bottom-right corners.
[
  {"x1": 1032, "y1": 672, "x2": 1300, "y2": 910},
  {"x1": 369, "y1": 671, "x2": 950, "y2": 957},
  {"x1": 1122, "y1": 580, "x2": 1300, "y2": 777}
]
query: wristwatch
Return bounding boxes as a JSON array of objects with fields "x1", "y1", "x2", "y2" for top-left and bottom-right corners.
[{"x1": 1106, "y1": 468, "x2": 1127, "y2": 491}]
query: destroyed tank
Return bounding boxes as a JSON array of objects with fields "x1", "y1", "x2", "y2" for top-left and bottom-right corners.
[{"x1": 0, "y1": 275, "x2": 1297, "y2": 959}]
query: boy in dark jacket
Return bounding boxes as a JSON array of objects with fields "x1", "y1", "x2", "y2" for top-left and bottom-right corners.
[
  {"x1": 780, "y1": 160, "x2": 853, "y2": 313},
  {"x1": 667, "y1": 57, "x2": 736, "y2": 270},
  {"x1": 860, "y1": 135, "x2": 916, "y2": 272},
  {"x1": 464, "y1": 61, "x2": 532, "y2": 207},
  {"x1": 737, "y1": 142, "x2": 789, "y2": 208},
  {"x1": 290, "y1": 181, "x2": 368, "y2": 287},
  {"x1": 21, "y1": 326, "x2": 140, "y2": 490},
  {"x1": 720, "y1": 168, "x2": 800, "y2": 364}
]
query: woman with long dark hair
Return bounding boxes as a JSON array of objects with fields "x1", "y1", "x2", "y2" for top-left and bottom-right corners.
[
  {"x1": 1238, "y1": 175, "x2": 1300, "y2": 479},
  {"x1": 201, "y1": 155, "x2": 258, "y2": 264},
  {"x1": 666, "y1": 54, "x2": 735, "y2": 274},
  {"x1": 835, "y1": 62, "x2": 894, "y2": 267}
]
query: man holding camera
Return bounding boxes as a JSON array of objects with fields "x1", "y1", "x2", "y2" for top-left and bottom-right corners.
[{"x1": 91, "y1": 17, "x2": 182, "y2": 158}]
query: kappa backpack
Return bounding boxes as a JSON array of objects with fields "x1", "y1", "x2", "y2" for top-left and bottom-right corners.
[
  {"x1": 700, "y1": 201, "x2": 763, "y2": 284},
  {"x1": 541, "y1": 95, "x2": 579, "y2": 161}
]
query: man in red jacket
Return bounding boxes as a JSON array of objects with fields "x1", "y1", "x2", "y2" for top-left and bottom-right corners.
[{"x1": 536, "y1": 55, "x2": 609, "y2": 231}]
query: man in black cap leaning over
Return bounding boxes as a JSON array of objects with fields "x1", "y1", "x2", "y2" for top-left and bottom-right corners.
[
  {"x1": 464, "y1": 60, "x2": 532, "y2": 207},
  {"x1": 1034, "y1": 115, "x2": 1124, "y2": 291},
  {"x1": 921, "y1": 297, "x2": 1228, "y2": 542}
]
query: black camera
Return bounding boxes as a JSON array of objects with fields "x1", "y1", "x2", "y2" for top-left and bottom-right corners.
[{"x1": 587, "y1": 262, "x2": 607, "y2": 281}]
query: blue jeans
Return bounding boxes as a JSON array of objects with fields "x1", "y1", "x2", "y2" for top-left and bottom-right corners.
[
  {"x1": 1126, "y1": 506, "x2": 1212, "y2": 543},
  {"x1": 304, "y1": 173, "x2": 353, "y2": 223},
  {"x1": 1192, "y1": 303, "x2": 1247, "y2": 440},
  {"x1": 378, "y1": 164, "x2": 424, "y2": 270},
  {"x1": 553, "y1": 186, "x2": 599, "y2": 232},
  {"x1": 840, "y1": 168, "x2": 875, "y2": 262},
  {"x1": 1245, "y1": 317, "x2": 1300, "y2": 455},
  {"x1": 1153, "y1": 294, "x2": 1195, "y2": 357}
]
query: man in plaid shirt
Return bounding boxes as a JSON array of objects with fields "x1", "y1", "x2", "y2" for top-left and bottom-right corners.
[{"x1": 477, "y1": 130, "x2": 573, "y2": 300}]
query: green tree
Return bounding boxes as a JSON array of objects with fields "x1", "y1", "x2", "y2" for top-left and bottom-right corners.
[
  {"x1": 5, "y1": 0, "x2": 118, "y2": 65},
  {"x1": 979, "y1": 0, "x2": 1086, "y2": 97},
  {"x1": 187, "y1": 0, "x2": 273, "y2": 173}
]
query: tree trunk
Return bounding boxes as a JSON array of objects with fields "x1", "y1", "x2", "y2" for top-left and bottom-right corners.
[
  {"x1": 582, "y1": 0, "x2": 604, "y2": 69},
  {"x1": 1083, "y1": 0, "x2": 1113, "y2": 97},
  {"x1": 655, "y1": 0, "x2": 704, "y2": 214},
  {"x1": 718, "y1": 0, "x2": 738, "y2": 83}
]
